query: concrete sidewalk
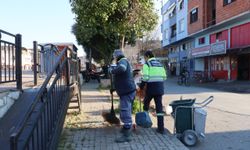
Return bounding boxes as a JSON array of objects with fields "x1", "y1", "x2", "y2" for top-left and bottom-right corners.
[{"x1": 58, "y1": 81, "x2": 188, "y2": 150}]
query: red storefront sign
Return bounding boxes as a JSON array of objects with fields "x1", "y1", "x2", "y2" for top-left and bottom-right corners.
[{"x1": 191, "y1": 45, "x2": 211, "y2": 57}]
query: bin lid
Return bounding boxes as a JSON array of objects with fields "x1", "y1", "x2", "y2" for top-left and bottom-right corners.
[{"x1": 169, "y1": 99, "x2": 195, "y2": 106}]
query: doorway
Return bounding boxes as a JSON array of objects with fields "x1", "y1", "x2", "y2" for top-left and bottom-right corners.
[{"x1": 238, "y1": 54, "x2": 250, "y2": 80}]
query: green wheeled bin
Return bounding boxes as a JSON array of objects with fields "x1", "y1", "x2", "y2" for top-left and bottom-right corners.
[
  {"x1": 169, "y1": 99, "x2": 195, "y2": 134},
  {"x1": 169, "y1": 96, "x2": 214, "y2": 147}
]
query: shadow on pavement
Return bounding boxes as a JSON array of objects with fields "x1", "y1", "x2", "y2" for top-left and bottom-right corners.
[{"x1": 190, "y1": 130, "x2": 250, "y2": 150}]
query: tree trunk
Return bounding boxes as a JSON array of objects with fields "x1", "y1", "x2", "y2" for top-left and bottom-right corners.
[
  {"x1": 120, "y1": 35, "x2": 125, "y2": 51},
  {"x1": 88, "y1": 48, "x2": 92, "y2": 64}
]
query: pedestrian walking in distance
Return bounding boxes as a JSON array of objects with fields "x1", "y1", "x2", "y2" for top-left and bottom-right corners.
[
  {"x1": 109, "y1": 49, "x2": 136, "y2": 143},
  {"x1": 139, "y1": 50, "x2": 167, "y2": 134}
]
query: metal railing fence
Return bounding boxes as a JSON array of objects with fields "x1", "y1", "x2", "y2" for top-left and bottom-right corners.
[
  {"x1": 0, "y1": 29, "x2": 22, "y2": 90},
  {"x1": 10, "y1": 45, "x2": 79, "y2": 150}
]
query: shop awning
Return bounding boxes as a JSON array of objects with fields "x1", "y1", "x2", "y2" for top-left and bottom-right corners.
[{"x1": 227, "y1": 45, "x2": 250, "y2": 54}]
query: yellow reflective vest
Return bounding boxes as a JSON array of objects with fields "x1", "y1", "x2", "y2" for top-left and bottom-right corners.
[{"x1": 142, "y1": 57, "x2": 167, "y2": 82}]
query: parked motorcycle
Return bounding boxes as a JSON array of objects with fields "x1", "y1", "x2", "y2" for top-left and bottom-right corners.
[{"x1": 81, "y1": 69, "x2": 104, "y2": 83}]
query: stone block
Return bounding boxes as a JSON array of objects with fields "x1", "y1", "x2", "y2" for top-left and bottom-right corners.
[
  {"x1": 7, "y1": 91, "x2": 21, "y2": 100},
  {"x1": 0, "y1": 92, "x2": 16, "y2": 118}
]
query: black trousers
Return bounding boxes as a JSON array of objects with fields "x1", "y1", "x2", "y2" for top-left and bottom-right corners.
[{"x1": 143, "y1": 94, "x2": 164, "y2": 130}]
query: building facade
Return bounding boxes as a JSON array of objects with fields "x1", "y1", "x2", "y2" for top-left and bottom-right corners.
[
  {"x1": 1, "y1": 47, "x2": 33, "y2": 71},
  {"x1": 161, "y1": 0, "x2": 250, "y2": 80},
  {"x1": 161, "y1": 0, "x2": 192, "y2": 76},
  {"x1": 22, "y1": 48, "x2": 33, "y2": 70},
  {"x1": 188, "y1": 0, "x2": 250, "y2": 81}
]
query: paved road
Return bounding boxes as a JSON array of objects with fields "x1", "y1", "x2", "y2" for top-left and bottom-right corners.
[{"x1": 163, "y1": 77, "x2": 250, "y2": 150}]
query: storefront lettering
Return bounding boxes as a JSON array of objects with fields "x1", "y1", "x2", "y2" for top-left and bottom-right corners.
[
  {"x1": 191, "y1": 41, "x2": 227, "y2": 58},
  {"x1": 191, "y1": 45, "x2": 211, "y2": 57},
  {"x1": 210, "y1": 41, "x2": 226, "y2": 55}
]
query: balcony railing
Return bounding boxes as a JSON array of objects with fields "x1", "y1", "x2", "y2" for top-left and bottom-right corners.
[{"x1": 206, "y1": 19, "x2": 216, "y2": 28}]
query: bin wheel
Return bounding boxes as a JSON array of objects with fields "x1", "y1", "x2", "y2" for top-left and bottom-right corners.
[{"x1": 182, "y1": 130, "x2": 198, "y2": 147}]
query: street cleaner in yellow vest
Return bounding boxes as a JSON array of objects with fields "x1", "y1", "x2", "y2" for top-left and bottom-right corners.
[
  {"x1": 139, "y1": 50, "x2": 167, "y2": 134},
  {"x1": 110, "y1": 49, "x2": 136, "y2": 143}
]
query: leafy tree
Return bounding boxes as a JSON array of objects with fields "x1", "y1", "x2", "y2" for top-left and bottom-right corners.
[
  {"x1": 70, "y1": 0, "x2": 158, "y2": 63},
  {"x1": 72, "y1": 23, "x2": 117, "y2": 63}
]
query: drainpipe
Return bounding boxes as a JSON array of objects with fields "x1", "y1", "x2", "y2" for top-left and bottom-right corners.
[
  {"x1": 228, "y1": 56, "x2": 231, "y2": 81},
  {"x1": 228, "y1": 29, "x2": 231, "y2": 81}
]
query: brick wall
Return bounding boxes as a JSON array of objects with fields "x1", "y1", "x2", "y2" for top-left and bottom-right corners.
[
  {"x1": 188, "y1": 0, "x2": 250, "y2": 35},
  {"x1": 188, "y1": 0, "x2": 204, "y2": 35},
  {"x1": 216, "y1": 0, "x2": 250, "y2": 24}
]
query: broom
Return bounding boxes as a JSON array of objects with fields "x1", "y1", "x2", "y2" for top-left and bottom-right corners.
[{"x1": 102, "y1": 73, "x2": 120, "y2": 125}]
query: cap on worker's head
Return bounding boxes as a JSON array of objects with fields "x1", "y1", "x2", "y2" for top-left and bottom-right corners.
[{"x1": 113, "y1": 49, "x2": 124, "y2": 58}]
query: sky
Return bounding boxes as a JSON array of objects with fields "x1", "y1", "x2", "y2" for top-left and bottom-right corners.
[
  {"x1": 0, "y1": 0, "x2": 85, "y2": 56},
  {"x1": 0, "y1": 0, "x2": 162, "y2": 57},
  {"x1": 148, "y1": 0, "x2": 162, "y2": 40}
]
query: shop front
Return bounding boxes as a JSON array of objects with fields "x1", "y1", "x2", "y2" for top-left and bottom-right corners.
[
  {"x1": 230, "y1": 22, "x2": 250, "y2": 80},
  {"x1": 179, "y1": 50, "x2": 189, "y2": 71},
  {"x1": 210, "y1": 46, "x2": 250, "y2": 81},
  {"x1": 209, "y1": 41, "x2": 229, "y2": 80},
  {"x1": 227, "y1": 47, "x2": 250, "y2": 81},
  {"x1": 190, "y1": 45, "x2": 210, "y2": 78},
  {"x1": 228, "y1": 47, "x2": 250, "y2": 80},
  {"x1": 238, "y1": 54, "x2": 250, "y2": 80},
  {"x1": 168, "y1": 49, "x2": 178, "y2": 76},
  {"x1": 191, "y1": 41, "x2": 233, "y2": 81},
  {"x1": 169, "y1": 56, "x2": 177, "y2": 76}
]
